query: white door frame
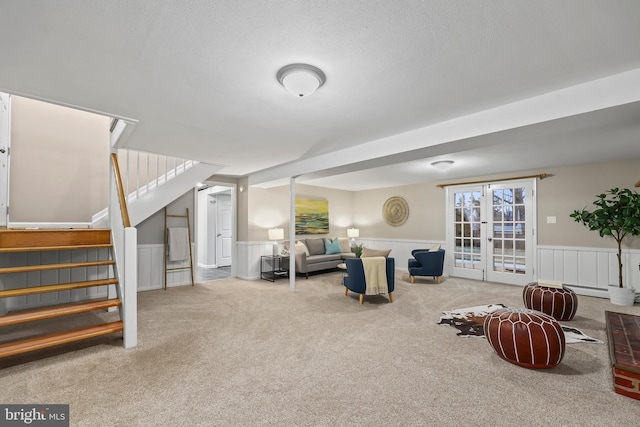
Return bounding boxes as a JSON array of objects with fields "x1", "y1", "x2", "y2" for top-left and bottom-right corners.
[
  {"x1": 485, "y1": 180, "x2": 536, "y2": 285},
  {"x1": 193, "y1": 182, "x2": 237, "y2": 277},
  {"x1": 215, "y1": 192, "x2": 232, "y2": 267},
  {"x1": 0, "y1": 92, "x2": 11, "y2": 227},
  {"x1": 446, "y1": 184, "x2": 485, "y2": 281},
  {"x1": 446, "y1": 179, "x2": 537, "y2": 286}
]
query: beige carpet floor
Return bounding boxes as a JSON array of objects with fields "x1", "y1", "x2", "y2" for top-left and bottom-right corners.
[{"x1": 1, "y1": 271, "x2": 639, "y2": 426}]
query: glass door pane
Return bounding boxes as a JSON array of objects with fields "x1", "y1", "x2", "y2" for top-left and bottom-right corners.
[
  {"x1": 447, "y1": 180, "x2": 536, "y2": 285},
  {"x1": 486, "y1": 183, "x2": 533, "y2": 285},
  {"x1": 449, "y1": 186, "x2": 484, "y2": 280}
]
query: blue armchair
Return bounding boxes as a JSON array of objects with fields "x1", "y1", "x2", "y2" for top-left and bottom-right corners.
[
  {"x1": 408, "y1": 249, "x2": 445, "y2": 284},
  {"x1": 343, "y1": 257, "x2": 395, "y2": 304}
]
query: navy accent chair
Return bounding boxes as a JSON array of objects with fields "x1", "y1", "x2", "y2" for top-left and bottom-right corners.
[
  {"x1": 408, "y1": 249, "x2": 445, "y2": 284},
  {"x1": 343, "y1": 257, "x2": 395, "y2": 304}
]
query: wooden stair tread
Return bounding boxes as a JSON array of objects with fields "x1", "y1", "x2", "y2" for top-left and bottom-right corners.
[
  {"x1": 0, "y1": 229, "x2": 111, "y2": 250},
  {"x1": 0, "y1": 244, "x2": 113, "y2": 253},
  {"x1": 0, "y1": 278, "x2": 119, "y2": 298},
  {"x1": 0, "y1": 260, "x2": 115, "y2": 274},
  {"x1": 0, "y1": 298, "x2": 121, "y2": 327},
  {"x1": 0, "y1": 321, "x2": 123, "y2": 359}
]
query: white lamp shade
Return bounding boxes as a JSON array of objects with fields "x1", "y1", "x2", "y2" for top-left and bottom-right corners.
[
  {"x1": 431, "y1": 160, "x2": 454, "y2": 171},
  {"x1": 277, "y1": 64, "x2": 326, "y2": 98},
  {"x1": 347, "y1": 228, "x2": 359, "y2": 238},
  {"x1": 282, "y1": 72, "x2": 320, "y2": 97},
  {"x1": 268, "y1": 228, "x2": 284, "y2": 241}
]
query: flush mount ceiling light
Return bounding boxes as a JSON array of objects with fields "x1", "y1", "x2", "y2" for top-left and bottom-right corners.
[
  {"x1": 277, "y1": 63, "x2": 326, "y2": 97},
  {"x1": 431, "y1": 160, "x2": 454, "y2": 171}
]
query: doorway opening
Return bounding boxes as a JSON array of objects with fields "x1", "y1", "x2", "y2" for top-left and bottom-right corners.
[{"x1": 195, "y1": 182, "x2": 236, "y2": 282}]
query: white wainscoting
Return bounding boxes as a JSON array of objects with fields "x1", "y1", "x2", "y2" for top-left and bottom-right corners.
[
  {"x1": 3, "y1": 241, "x2": 635, "y2": 304},
  {"x1": 137, "y1": 244, "x2": 196, "y2": 291},
  {"x1": 234, "y1": 240, "x2": 639, "y2": 300},
  {"x1": 235, "y1": 238, "x2": 444, "y2": 281},
  {"x1": 136, "y1": 241, "x2": 274, "y2": 285},
  {"x1": 355, "y1": 238, "x2": 444, "y2": 274},
  {"x1": 537, "y1": 245, "x2": 640, "y2": 298},
  {"x1": 236, "y1": 241, "x2": 284, "y2": 280}
]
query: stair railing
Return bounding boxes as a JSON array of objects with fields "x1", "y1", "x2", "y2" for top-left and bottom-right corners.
[
  {"x1": 110, "y1": 153, "x2": 131, "y2": 227},
  {"x1": 109, "y1": 152, "x2": 137, "y2": 348},
  {"x1": 92, "y1": 149, "x2": 199, "y2": 228},
  {"x1": 117, "y1": 149, "x2": 199, "y2": 205}
]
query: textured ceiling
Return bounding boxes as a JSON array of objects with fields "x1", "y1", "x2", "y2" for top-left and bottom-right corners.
[{"x1": 1, "y1": 1, "x2": 639, "y2": 190}]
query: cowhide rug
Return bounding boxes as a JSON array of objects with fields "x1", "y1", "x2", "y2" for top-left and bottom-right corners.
[{"x1": 438, "y1": 303, "x2": 603, "y2": 344}]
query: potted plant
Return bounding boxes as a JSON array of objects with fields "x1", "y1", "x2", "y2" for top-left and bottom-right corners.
[
  {"x1": 352, "y1": 243, "x2": 364, "y2": 258},
  {"x1": 570, "y1": 187, "x2": 640, "y2": 306}
]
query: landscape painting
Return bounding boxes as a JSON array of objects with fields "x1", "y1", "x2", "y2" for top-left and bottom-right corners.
[{"x1": 295, "y1": 198, "x2": 329, "y2": 234}]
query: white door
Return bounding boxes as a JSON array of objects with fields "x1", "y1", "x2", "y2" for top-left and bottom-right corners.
[
  {"x1": 447, "y1": 180, "x2": 536, "y2": 285},
  {"x1": 216, "y1": 193, "x2": 232, "y2": 267},
  {"x1": 448, "y1": 185, "x2": 485, "y2": 281},
  {"x1": 485, "y1": 182, "x2": 535, "y2": 285},
  {"x1": 0, "y1": 93, "x2": 10, "y2": 228}
]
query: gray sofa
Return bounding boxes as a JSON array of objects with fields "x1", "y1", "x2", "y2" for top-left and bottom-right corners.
[{"x1": 294, "y1": 237, "x2": 355, "y2": 278}]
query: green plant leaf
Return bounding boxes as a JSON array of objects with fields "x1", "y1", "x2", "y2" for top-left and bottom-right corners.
[{"x1": 570, "y1": 188, "x2": 640, "y2": 288}]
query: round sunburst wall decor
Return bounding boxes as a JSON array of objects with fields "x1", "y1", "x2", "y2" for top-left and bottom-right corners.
[{"x1": 382, "y1": 196, "x2": 409, "y2": 227}]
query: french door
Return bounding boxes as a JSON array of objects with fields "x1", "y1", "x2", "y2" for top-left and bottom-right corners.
[{"x1": 446, "y1": 180, "x2": 536, "y2": 285}]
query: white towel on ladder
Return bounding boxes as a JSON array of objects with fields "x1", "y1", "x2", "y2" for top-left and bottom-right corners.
[{"x1": 168, "y1": 227, "x2": 190, "y2": 261}]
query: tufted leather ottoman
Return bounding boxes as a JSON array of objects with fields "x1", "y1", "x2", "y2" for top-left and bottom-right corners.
[
  {"x1": 523, "y1": 282, "x2": 578, "y2": 321},
  {"x1": 484, "y1": 308, "x2": 565, "y2": 369}
]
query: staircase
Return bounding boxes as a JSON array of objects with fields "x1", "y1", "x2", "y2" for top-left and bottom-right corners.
[{"x1": 0, "y1": 229, "x2": 123, "y2": 359}]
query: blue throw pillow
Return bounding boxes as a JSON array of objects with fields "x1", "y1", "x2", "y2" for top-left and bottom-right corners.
[{"x1": 324, "y1": 238, "x2": 342, "y2": 255}]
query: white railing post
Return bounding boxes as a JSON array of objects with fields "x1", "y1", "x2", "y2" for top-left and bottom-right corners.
[
  {"x1": 125, "y1": 150, "x2": 130, "y2": 196},
  {"x1": 122, "y1": 227, "x2": 137, "y2": 348},
  {"x1": 110, "y1": 146, "x2": 138, "y2": 349},
  {"x1": 136, "y1": 151, "x2": 140, "y2": 200}
]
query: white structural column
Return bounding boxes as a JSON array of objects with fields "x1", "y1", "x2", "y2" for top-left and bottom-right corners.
[
  {"x1": 289, "y1": 176, "x2": 296, "y2": 292},
  {"x1": 122, "y1": 227, "x2": 138, "y2": 348}
]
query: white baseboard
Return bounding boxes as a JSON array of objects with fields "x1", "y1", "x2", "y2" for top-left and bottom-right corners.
[
  {"x1": 198, "y1": 263, "x2": 218, "y2": 269},
  {"x1": 8, "y1": 222, "x2": 92, "y2": 229}
]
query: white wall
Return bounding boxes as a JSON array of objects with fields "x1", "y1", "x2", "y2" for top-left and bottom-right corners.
[{"x1": 9, "y1": 96, "x2": 109, "y2": 223}]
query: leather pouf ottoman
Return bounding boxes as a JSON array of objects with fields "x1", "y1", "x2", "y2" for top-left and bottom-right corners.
[
  {"x1": 523, "y1": 282, "x2": 578, "y2": 321},
  {"x1": 484, "y1": 308, "x2": 566, "y2": 369}
]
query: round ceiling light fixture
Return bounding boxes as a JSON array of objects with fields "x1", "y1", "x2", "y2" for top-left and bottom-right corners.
[
  {"x1": 277, "y1": 63, "x2": 326, "y2": 97},
  {"x1": 431, "y1": 160, "x2": 454, "y2": 171}
]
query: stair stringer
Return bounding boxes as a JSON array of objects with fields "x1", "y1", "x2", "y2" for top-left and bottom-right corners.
[{"x1": 128, "y1": 162, "x2": 222, "y2": 226}]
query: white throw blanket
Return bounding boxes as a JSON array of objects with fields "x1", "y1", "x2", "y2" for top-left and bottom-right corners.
[
  {"x1": 361, "y1": 256, "x2": 388, "y2": 295},
  {"x1": 168, "y1": 227, "x2": 190, "y2": 261}
]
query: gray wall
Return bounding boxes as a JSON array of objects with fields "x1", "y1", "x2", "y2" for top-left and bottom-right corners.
[{"x1": 137, "y1": 190, "x2": 194, "y2": 245}]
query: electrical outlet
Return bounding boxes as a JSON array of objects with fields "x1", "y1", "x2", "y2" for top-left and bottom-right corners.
[{"x1": 546, "y1": 216, "x2": 557, "y2": 224}]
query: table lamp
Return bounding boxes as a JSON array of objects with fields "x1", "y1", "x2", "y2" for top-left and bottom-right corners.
[
  {"x1": 268, "y1": 228, "x2": 284, "y2": 255},
  {"x1": 347, "y1": 228, "x2": 359, "y2": 246}
]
